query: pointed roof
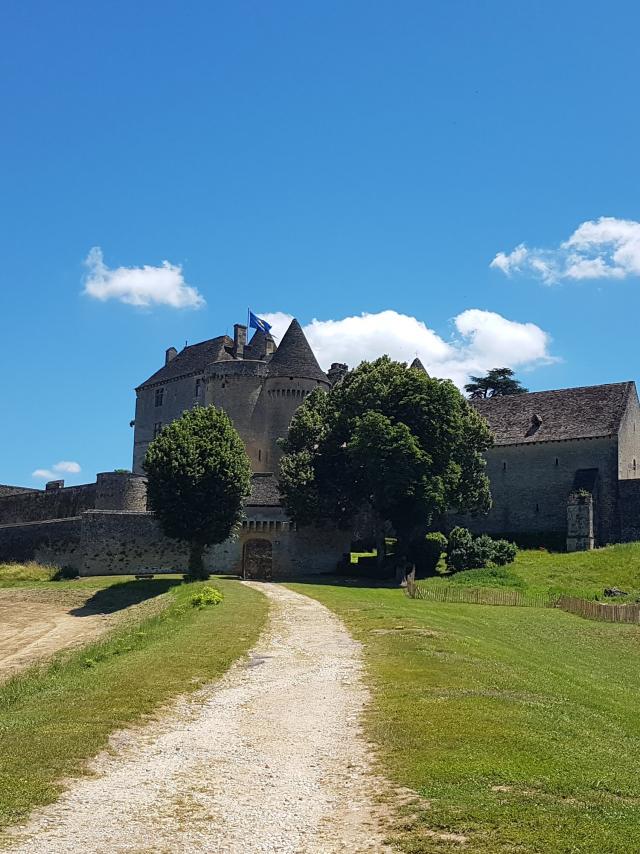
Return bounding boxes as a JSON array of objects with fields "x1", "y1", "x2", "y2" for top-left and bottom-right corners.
[
  {"x1": 137, "y1": 336, "x2": 234, "y2": 388},
  {"x1": 244, "y1": 328, "x2": 274, "y2": 361},
  {"x1": 266, "y1": 318, "x2": 329, "y2": 383},
  {"x1": 410, "y1": 357, "x2": 428, "y2": 374},
  {"x1": 473, "y1": 381, "x2": 635, "y2": 446}
]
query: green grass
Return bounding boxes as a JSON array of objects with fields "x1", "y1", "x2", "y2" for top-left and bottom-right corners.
[
  {"x1": 0, "y1": 562, "x2": 59, "y2": 583},
  {"x1": 0, "y1": 575, "x2": 268, "y2": 833},
  {"x1": 289, "y1": 580, "x2": 640, "y2": 853},
  {"x1": 420, "y1": 542, "x2": 640, "y2": 602}
]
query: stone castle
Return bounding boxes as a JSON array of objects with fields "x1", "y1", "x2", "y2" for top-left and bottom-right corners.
[{"x1": 2, "y1": 314, "x2": 640, "y2": 577}]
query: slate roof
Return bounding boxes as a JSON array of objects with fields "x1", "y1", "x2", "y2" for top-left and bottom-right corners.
[
  {"x1": 247, "y1": 473, "x2": 281, "y2": 506},
  {"x1": 410, "y1": 357, "x2": 428, "y2": 373},
  {"x1": 473, "y1": 382, "x2": 635, "y2": 446},
  {"x1": 137, "y1": 336, "x2": 234, "y2": 388},
  {"x1": 266, "y1": 319, "x2": 328, "y2": 383},
  {"x1": 243, "y1": 328, "x2": 274, "y2": 361}
]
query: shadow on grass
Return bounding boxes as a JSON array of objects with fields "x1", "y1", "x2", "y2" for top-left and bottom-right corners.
[{"x1": 70, "y1": 578, "x2": 181, "y2": 616}]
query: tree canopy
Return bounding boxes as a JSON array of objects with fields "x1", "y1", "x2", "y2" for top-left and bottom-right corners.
[
  {"x1": 464, "y1": 367, "x2": 528, "y2": 399},
  {"x1": 279, "y1": 357, "x2": 493, "y2": 567},
  {"x1": 144, "y1": 405, "x2": 251, "y2": 580}
]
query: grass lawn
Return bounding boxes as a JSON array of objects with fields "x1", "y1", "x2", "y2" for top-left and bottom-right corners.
[
  {"x1": 289, "y1": 579, "x2": 640, "y2": 853},
  {"x1": 0, "y1": 572, "x2": 268, "y2": 833},
  {"x1": 416, "y1": 542, "x2": 640, "y2": 602}
]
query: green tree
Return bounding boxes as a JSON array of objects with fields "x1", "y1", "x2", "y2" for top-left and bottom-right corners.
[
  {"x1": 464, "y1": 367, "x2": 528, "y2": 399},
  {"x1": 279, "y1": 357, "x2": 493, "y2": 570},
  {"x1": 143, "y1": 406, "x2": 251, "y2": 581}
]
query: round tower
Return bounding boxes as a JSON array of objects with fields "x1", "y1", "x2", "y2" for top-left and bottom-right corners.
[
  {"x1": 95, "y1": 471, "x2": 148, "y2": 511},
  {"x1": 260, "y1": 318, "x2": 330, "y2": 471},
  {"x1": 205, "y1": 359, "x2": 268, "y2": 470}
]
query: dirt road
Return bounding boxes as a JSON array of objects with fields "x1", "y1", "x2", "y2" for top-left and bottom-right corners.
[
  {"x1": 4, "y1": 583, "x2": 391, "y2": 853},
  {"x1": 0, "y1": 588, "x2": 121, "y2": 680}
]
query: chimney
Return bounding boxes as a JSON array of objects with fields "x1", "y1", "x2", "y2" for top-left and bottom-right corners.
[
  {"x1": 165, "y1": 347, "x2": 178, "y2": 365},
  {"x1": 45, "y1": 480, "x2": 64, "y2": 491},
  {"x1": 234, "y1": 323, "x2": 247, "y2": 358}
]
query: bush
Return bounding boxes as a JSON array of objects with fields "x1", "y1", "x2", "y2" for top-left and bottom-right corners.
[
  {"x1": 446, "y1": 527, "x2": 517, "y2": 573},
  {"x1": 189, "y1": 586, "x2": 223, "y2": 609},
  {"x1": 409, "y1": 532, "x2": 448, "y2": 577},
  {"x1": 52, "y1": 565, "x2": 79, "y2": 581}
]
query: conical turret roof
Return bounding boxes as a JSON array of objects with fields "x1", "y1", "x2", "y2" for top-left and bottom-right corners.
[
  {"x1": 267, "y1": 318, "x2": 328, "y2": 383},
  {"x1": 410, "y1": 357, "x2": 429, "y2": 375}
]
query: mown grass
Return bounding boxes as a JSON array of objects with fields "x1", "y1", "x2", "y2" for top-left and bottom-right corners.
[
  {"x1": 0, "y1": 575, "x2": 268, "y2": 833},
  {"x1": 419, "y1": 542, "x2": 640, "y2": 602},
  {"x1": 289, "y1": 580, "x2": 640, "y2": 853}
]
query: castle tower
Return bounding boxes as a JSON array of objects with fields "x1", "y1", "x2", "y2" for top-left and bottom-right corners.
[{"x1": 258, "y1": 319, "x2": 330, "y2": 471}]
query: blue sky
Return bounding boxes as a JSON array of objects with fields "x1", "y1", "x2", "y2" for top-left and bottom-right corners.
[{"x1": 2, "y1": 0, "x2": 640, "y2": 486}]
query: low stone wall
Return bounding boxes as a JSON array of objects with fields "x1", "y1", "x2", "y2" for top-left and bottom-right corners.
[
  {"x1": 0, "y1": 507, "x2": 351, "y2": 579},
  {"x1": 0, "y1": 484, "x2": 97, "y2": 525},
  {"x1": 0, "y1": 517, "x2": 82, "y2": 566}
]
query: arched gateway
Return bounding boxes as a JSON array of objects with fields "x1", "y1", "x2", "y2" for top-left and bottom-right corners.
[{"x1": 242, "y1": 538, "x2": 273, "y2": 580}]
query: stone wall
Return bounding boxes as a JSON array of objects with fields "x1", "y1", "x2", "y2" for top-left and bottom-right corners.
[
  {"x1": 0, "y1": 483, "x2": 97, "y2": 525},
  {"x1": 0, "y1": 517, "x2": 82, "y2": 566},
  {"x1": 0, "y1": 485, "x2": 38, "y2": 498},
  {"x1": 618, "y1": 386, "x2": 640, "y2": 479},
  {"x1": 618, "y1": 479, "x2": 640, "y2": 542},
  {"x1": 449, "y1": 436, "x2": 621, "y2": 546},
  {"x1": 566, "y1": 492, "x2": 594, "y2": 551}
]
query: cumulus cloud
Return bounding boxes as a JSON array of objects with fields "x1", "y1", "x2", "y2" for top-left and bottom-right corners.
[
  {"x1": 32, "y1": 461, "x2": 82, "y2": 481},
  {"x1": 83, "y1": 247, "x2": 205, "y2": 308},
  {"x1": 260, "y1": 309, "x2": 555, "y2": 388},
  {"x1": 490, "y1": 217, "x2": 640, "y2": 284}
]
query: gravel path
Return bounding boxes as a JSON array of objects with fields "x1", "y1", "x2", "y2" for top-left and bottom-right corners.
[{"x1": 4, "y1": 583, "x2": 391, "y2": 854}]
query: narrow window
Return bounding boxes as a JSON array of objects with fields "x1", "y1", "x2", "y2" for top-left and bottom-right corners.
[
  {"x1": 502, "y1": 461, "x2": 507, "y2": 472},
  {"x1": 195, "y1": 379, "x2": 202, "y2": 398},
  {"x1": 535, "y1": 503, "x2": 539, "y2": 513},
  {"x1": 258, "y1": 449, "x2": 262, "y2": 462},
  {"x1": 155, "y1": 388, "x2": 164, "y2": 407},
  {"x1": 153, "y1": 421, "x2": 162, "y2": 438},
  {"x1": 555, "y1": 457, "x2": 559, "y2": 466}
]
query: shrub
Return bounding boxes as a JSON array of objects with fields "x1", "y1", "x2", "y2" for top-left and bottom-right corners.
[
  {"x1": 52, "y1": 565, "x2": 79, "y2": 581},
  {"x1": 409, "y1": 532, "x2": 448, "y2": 577},
  {"x1": 491, "y1": 538, "x2": 518, "y2": 566},
  {"x1": 446, "y1": 527, "x2": 517, "y2": 573},
  {"x1": 189, "y1": 586, "x2": 223, "y2": 609}
]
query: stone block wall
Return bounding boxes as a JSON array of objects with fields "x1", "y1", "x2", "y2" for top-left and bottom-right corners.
[
  {"x1": 0, "y1": 517, "x2": 82, "y2": 566},
  {"x1": 449, "y1": 436, "x2": 620, "y2": 546},
  {"x1": 0, "y1": 483, "x2": 97, "y2": 525},
  {"x1": 566, "y1": 493, "x2": 594, "y2": 551}
]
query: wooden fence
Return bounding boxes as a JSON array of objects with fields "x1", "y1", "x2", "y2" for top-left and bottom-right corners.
[
  {"x1": 406, "y1": 581, "x2": 640, "y2": 624},
  {"x1": 556, "y1": 596, "x2": 640, "y2": 624},
  {"x1": 406, "y1": 581, "x2": 555, "y2": 608}
]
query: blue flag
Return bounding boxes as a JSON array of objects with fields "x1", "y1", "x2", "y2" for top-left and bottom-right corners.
[{"x1": 248, "y1": 311, "x2": 272, "y2": 334}]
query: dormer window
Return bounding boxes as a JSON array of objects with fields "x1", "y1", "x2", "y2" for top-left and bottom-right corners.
[{"x1": 155, "y1": 388, "x2": 164, "y2": 407}]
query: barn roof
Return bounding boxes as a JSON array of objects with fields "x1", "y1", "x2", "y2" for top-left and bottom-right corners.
[
  {"x1": 137, "y1": 336, "x2": 234, "y2": 388},
  {"x1": 266, "y1": 319, "x2": 328, "y2": 383},
  {"x1": 473, "y1": 382, "x2": 635, "y2": 446}
]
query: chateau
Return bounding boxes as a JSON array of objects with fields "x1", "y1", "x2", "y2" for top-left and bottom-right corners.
[{"x1": 1, "y1": 314, "x2": 640, "y2": 577}]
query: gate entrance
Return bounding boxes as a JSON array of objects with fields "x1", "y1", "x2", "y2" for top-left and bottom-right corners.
[{"x1": 243, "y1": 538, "x2": 273, "y2": 580}]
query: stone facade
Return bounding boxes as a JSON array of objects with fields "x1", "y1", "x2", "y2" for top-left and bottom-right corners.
[
  {"x1": 132, "y1": 318, "x2": 334, "y2": 474},
  {"x1": 450, "y1": 382, "x2": 640, "y2": 549}
]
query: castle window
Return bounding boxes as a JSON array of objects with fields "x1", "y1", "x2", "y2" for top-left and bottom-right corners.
[
  {"x1": 195, "y1": 379, "x2": 202, "y2": 398},
  {"x1": 502, "y1": 461, "x2": 506, "y2": 472},
  {"x1": 155, "y1": 388, "x2": 164, "y2": 407},
  {"x1": 535, "y1": 503, "x2": 539, "y2": 513},
  {"x1": 258, "y1": 449, "x2": 262, "y2": 462},
  {"x1": 555, "y1": 457, "x2": 559, "y2": 467},
  {"x1": 153, "y1": 421, "x2": 162, "y2": 438}
]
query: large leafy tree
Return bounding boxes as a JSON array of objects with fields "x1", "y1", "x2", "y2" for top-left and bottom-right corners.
[
  {"x1": 464, "y1": 367, "x2": 528, "y2": 399},
  {"x1": 279, "y1": 357, "x2": 493, "y2": 569},
  {"x1": 144, "y1": 406, "x2": 251, "y2": 580}
]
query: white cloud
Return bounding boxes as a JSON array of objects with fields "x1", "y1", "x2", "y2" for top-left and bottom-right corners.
[
  {"x1": 83, "y1": 247, "x2": 205, "y2": 308},
  {"x1": 491, "y1": 217, "x2": 640, "y2": 284},
  {"x1": 260, "y1": 308, "x2": 555, "y2": 388},
  {"x1": 32, "y1": 461, "x2": 82, "y2": 481}
]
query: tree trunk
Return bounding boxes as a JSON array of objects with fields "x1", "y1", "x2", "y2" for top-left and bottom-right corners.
[{"x1": 187, "y1": 541, "x2": 209, "y2": 581}]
